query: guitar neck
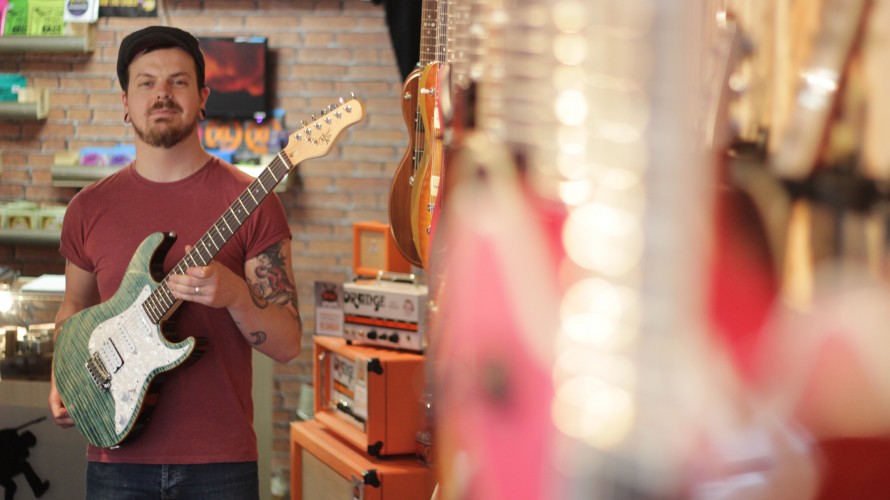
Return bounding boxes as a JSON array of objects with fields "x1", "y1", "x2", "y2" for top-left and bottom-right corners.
[
  {"x1": 420, "y1": 0, "x2": 439, "y2": 67},
  {"x1": 143, "y1": 155, "x2": 293, "y2": 321},
  {"x1": 435, "y1": 0, "x2": 449, "y2": 64}
]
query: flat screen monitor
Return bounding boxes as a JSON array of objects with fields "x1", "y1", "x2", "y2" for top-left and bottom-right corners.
[{"x1": 199, "y1": 36, "x2": 269, "y2": 120}]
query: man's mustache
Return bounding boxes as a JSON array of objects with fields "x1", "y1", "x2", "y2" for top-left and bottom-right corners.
[{"x1": 150, "y1": 100, "x2": 182, "y2": 112}]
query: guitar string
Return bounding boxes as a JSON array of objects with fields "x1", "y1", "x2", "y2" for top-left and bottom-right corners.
[{"x1": 142, "y1": 155, "x2": 292, "y2": 323}]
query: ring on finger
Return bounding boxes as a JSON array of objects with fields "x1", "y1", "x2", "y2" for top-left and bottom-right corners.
[{"x1": 195, "y1": 286, "x2": 200, "y2": 295}]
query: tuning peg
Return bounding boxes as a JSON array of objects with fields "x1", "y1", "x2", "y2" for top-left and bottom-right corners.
[
  {"x1": 300, "y1": 120, "x2": 307, "y2": 127},
  {"x1": 338, "y1": 96, "x2": 345, "y2": 105}
]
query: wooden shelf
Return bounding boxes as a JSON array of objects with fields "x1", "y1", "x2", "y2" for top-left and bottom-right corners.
[
  {"x1": 0, "y1": 228, "x2": 61, "y2": 246},
  {"x1": 0, "y1": 25, "x2": 95, "y2": 53}
]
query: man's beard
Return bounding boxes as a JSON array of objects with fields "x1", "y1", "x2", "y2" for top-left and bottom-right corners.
[{"x1": 131, "y1": 100, "x2": 198, "y2": 149}]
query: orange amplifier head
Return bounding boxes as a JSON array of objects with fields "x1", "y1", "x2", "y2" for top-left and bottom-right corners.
[
  {"x1": 314, "y1": 336, "x2": 426, "y2": 457},
  {"x1": 291, "y1": 419, "x2": 437, "y2": 500},
  {"x1": 342, "y1": 279, "x2": 428, "y2": 352}
]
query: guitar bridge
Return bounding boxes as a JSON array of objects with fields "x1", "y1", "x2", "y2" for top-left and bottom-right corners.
[
  {"x1": 86, "y1": 352, "x2": 112, "y2": 390},
  {"x1": 86, "y1": 338, "x2": 124, "y2": 390}
]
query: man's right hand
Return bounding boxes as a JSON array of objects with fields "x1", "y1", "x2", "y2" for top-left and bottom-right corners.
[{"x1": 49, "y1": 378, "x2": 74, "y2": 428}]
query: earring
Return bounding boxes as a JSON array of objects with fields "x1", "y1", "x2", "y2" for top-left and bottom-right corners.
[
  {"x1": 124, "y1": 112, "x2": 130, "y2": 123},
  {"x1": 200, "y1": 109, "x2": 206, "y2": 120}
]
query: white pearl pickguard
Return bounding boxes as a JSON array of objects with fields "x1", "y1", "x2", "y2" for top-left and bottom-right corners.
[{"x1": 86, "y1": 285, "x2": 192, "y2": 435}]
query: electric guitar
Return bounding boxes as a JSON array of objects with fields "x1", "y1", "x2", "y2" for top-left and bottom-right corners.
[
  {"x1": 387, "y1": 0, "x2": 440, "y2": 267},
  {"x1": 53, "y1": 97, "x2": 364, "y2": 449},
  {"x1": 410, "y1": 0, "x2": 449, "y2": 269},
  {"x1": 433, "y1": 0, "x2": 484, "y2": 233}
]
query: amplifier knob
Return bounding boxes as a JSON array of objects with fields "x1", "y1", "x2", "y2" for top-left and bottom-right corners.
[
  {"x1": 388, "y1": 333, "x2": 400, "y2": 343},
  {"x1": 367, "y1": 330, "x2": 378, "y2": 340}
]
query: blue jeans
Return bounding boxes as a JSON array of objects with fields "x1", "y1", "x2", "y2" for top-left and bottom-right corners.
[{"x1": 86, "y1": 461, "x2": 259, "y2": 500}]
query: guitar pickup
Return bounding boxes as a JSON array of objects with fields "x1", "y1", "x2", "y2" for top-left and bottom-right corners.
[{"x1": 98, "y1": 338, "x2": 124, "y2": 373}]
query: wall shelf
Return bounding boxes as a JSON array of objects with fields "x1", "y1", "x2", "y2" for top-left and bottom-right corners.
[
  {"x1": 0, "y1": 88, "x2": 50, "y2": 120},
  {"x1": 0, "y1": 25, "x2": 95, "y2": 53},
  {"x1": 51, "y1": 165, "x2": 119, "y2": 188},
  {"x1": 0, "y1": 228, "x2": 61, "y2": 246},
  {"x1": 52, "y1": 164, "x2": 288, "y2": 191}
]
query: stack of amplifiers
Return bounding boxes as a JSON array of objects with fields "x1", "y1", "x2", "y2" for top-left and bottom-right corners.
[
  {"x1": 342, "y1": 279, "x2": 428, "y2": 353},
  {"x1": 314, "y1": 336, "x2": 426, "y2": 457},
  {"x1": 291, "y1": 419, "x2": 436, "y2": 500}
]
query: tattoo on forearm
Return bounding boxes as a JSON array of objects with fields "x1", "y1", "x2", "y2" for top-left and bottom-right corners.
[
  {"x1": 249, "y1": 283, "x2": 269, "y2": 309},
  {"x1": 248, "y1": 240, "x2": 298, "y2": 310},
  {"x1": 249, "y1": 331, "x2": 267, "y2": 345}
]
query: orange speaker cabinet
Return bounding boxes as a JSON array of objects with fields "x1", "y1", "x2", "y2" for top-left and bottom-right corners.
[
  {"x1": 291, "y1": 419, "x2": 437, "y2": 500},
  {"x1": 314, "y1": 335, "x2": 425, "y2": 457},
  {"x1": 353, "y1": 221, "x2": 412, "y2": 277}
]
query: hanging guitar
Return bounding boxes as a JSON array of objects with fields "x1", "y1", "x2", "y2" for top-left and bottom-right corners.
[
  {"x1": 409, "y1": 0, "x2": 451, "y2": 270},
  {"x1": 387, "y1": 0, "x2": 440, "y2": 267},
  {"x1": 430, "y1": 0, "x2": 483, "y2": 248},
  {"x1": 53, "y1": 97, "x2": 364, "y2": 449}
]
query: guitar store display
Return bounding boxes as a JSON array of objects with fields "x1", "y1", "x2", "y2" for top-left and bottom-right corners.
[{"x1": 351, "y1": 5, "x2": 459, "y2": 492}]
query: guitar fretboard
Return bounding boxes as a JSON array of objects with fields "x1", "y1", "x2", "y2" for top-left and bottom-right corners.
[
  {"x1": 141, "y1": 155, "x2": 294, "y2": 323},
  {"x1": 420, "y1": 0, "x2": 439, "y2": 66}
]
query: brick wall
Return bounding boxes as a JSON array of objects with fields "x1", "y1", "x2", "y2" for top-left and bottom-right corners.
[{"x1": 0, "y1": 0, "x2": 406, "y2": 486}]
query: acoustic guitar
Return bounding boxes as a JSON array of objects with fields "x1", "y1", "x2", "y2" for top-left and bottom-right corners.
[{"x1": 53, "y1": 97, "x2": 364, "y2": 448}]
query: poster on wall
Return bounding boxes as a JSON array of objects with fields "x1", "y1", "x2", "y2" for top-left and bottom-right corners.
[
  {"x1": 199, "y1": 110, "x2": 288, "y2": 165},
  {"x1": 98, "y1": 0, "x2": 156, "y2": 17}
]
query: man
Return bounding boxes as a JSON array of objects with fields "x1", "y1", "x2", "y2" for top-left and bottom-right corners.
[{"x1": 47, "y1": 26, "x2": 302, "y2": 499}]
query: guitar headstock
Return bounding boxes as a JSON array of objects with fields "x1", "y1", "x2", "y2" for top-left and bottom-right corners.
[{"x1": 282, "y1": 95, "x2": 365, "y2": 165}]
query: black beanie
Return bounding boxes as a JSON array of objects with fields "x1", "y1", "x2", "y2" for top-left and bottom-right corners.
[{"x1": 117, "y1": 26, "x2": 205, "y2": 91}]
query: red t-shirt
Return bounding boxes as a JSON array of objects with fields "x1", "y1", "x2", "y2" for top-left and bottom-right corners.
[{"x1": 59, "y1": 158, "x2": 291, "y2": 464}]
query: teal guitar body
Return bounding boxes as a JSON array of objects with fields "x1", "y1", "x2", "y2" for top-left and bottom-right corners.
[{"x1": 53, "y1": 232, "x2": 202, "y2": 448}]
